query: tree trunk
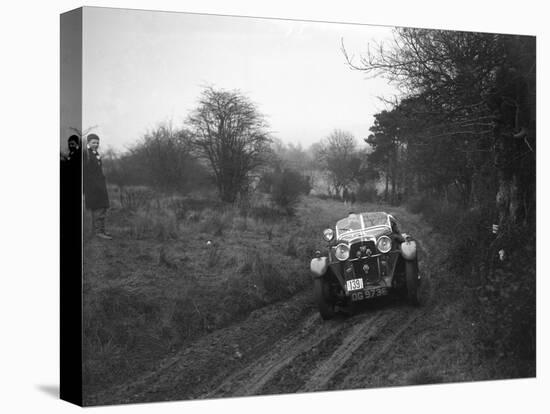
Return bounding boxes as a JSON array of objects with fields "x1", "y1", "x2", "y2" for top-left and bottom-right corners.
[{"x1": 384, "y1": 164, "x2": 389, "y2": 201}]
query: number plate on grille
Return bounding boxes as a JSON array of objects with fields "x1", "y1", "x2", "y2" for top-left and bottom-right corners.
[
  {"x1": 350, "y1": 286, "x2": 389, "y2": 302},
  {"x1": 346, "y1": 278, "x2": 364, "y2": 291}
]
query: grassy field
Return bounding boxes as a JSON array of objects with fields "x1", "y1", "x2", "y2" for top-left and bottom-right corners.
[
  {"x1": 82, "y1": 189, "x2": 369, "y2": 396},
  {"x1": 82, "y1": 188, "x2": 534, "y2": 399}
]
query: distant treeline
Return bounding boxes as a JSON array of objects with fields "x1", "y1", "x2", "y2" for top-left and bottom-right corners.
[
  {"x1": 105, "y1": 29, "x2": 536, "y2": 230},
  {"x1": 100, "y1": 85, "x2": 381, "y2": 213}
]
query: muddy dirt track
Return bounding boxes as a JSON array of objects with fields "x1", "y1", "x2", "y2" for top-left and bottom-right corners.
[{"x1": 87, "y1": 207, "x2": 448, "y2": 406}]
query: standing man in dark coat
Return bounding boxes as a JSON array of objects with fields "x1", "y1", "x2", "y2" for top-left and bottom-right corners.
[
  {"x1": 83, "y1": 133, "x2": 112, "y2": 239},
  {"x1": 63, "y1": 135, "x2": 81, "y2": 173},
  {"x1": 61, "y1": 134, "x2": 81, "y2": 190}
]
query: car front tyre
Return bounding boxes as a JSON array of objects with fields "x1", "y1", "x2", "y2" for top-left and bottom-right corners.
[
  {"x1": 314, "y1": 277, "x2": 336, "y2": 320},
  {"x1": 405, "y1": 260, "x2": 420, "y2": 306}
]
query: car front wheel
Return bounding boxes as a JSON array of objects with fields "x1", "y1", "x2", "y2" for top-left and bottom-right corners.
[
  {"x1": 405, "y1": 260, "x2": 420, "y2": 306},
  {"x1": 314, "y1": 277, "x2": 336, "y2": 320}
]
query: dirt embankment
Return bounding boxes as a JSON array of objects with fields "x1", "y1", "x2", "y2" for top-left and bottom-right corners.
[{"x1": 86, "y1": 202, "x2": 485, "y2": 406}]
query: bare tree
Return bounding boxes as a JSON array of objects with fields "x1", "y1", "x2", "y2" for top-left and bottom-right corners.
[
  {"x1": 316, "y1": 129, "x2": 362, "y2": 197},
  {"x1": 187, "y1": 87, "x2": 272, "y2": 203},
  {"x1": 342, "y1": 29, "x2": 536, "y2": 224}
]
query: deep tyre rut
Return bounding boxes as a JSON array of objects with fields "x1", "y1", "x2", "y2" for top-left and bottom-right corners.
[{"x1": 300, "y1": 312, "x2": 386, "y2": 392}]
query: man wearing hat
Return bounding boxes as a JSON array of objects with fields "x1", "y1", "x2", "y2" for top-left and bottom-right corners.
[{"x1": 83, "y1": 133, "x2": 112, "y2": 239}]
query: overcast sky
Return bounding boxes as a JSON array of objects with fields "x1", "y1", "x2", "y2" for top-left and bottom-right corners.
[{"x1": 80, "y1": 7, "x2": 400, "y2": 152}]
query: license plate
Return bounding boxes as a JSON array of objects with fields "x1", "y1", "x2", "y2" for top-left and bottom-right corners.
[
  {"x1": 365, "y1": 286, "x2": 388, "y2": 298},
  {"x1": 346, "y1": 278, "x2": 364, "y2": 291},
  {"x1": 350, "y1": 286, "x2": 389, "y2": 302}
]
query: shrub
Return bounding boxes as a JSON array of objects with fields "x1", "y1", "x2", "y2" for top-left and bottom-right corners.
[
  {"x1": 120, "y1": 186, "x2": 154, "y2": 211},
  {"x1": 408, "y1": 192, "x2": 536, "y2": 375},
  {"x1": 222, "y1": 276, "x2": 264, "y2": 317},
  {"x1": 355, "y1": 185, "x2": 378, "y2": 203},
  {"x1": 429, "y1": 202, "x2": 463, "y2": 233},
  {"x1": 199, "y1": 208, "x2": 233, "y2": 236},
  {"x1": 168, "y1": 197, "x2": 225, "y2": 220},
  {"x1": 83, "y1": 287, "x2": 165, "y2": 394},
  {"x1": 167, "y1": 198, "x2": 189, "y2": 220},
  {"x1": 170, "y1": 291, "x2": 215, "y2": 340},
  {"x1": 470, "y1": 224, "x2": 536, "y2": 370},
  {"x1": 130, "y1": 208, "x2": 178, "y2": 240},
  {"x1": 247, "y1": 204, "x2": 286, "y2": 223},
  {"x1": 407, "y1": 195, "x2": 437, "y2": 215},
  {"x1": 406, "y1": 195, "x2": 463, "y2": 234},
  {"x1": 206, "y1": 244, "x2": 222, "y2": 268},
  {"x1": 269, "y1": 168, "x2": 309, "y2": 215},
  {"x1": 285, "y1": 233, "x2": 299, "y2": 258},
  {"x1": 236, "y1": 253, "x2": 296, "y2": 304},
  {"x1": 233, "y1": 216, "x2": 249, "y2": 232},
  {"x1": 265, "y1": 225, "x2": 274, "y2": 240},
  {"x1": 158, "y1": 245, "x2": 178, "y2": 269},
  {"x1": 251, "y1": 254, "x2": 291, "y2": 302},
  {"x1": 407, "y1": 368, "x2": 444, "y2": 385},
  {"x1": 258, "y1": 262, "x2": 291, "y2": 302}
]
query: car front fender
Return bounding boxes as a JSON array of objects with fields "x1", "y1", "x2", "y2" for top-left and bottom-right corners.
[
  {"x1": 400, "y1": 239, "x2": 417, "y2": 260},
  {"x1": 310, "y1": 257, "x2": 329, "y2": 278}
]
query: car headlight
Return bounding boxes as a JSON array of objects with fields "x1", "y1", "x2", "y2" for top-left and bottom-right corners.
[
  {"x1": 376, "y1": 236, "x2": 392, "y2": 253},
  {"x1": 334, "y1": 243, "x2": 350, "y2": 261},
  {"x1": 323, "y1": 228, "x2": 334, "y2": 242}
]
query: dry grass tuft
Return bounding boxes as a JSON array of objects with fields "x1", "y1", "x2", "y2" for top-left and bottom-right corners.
[{"x1": 130, "y1": 208, "x2": 178, "y2": 241}]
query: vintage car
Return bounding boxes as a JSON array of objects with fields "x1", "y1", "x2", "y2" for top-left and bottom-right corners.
[{"x1": 310, "y1": 211, "x2": 420, "y2": 319}]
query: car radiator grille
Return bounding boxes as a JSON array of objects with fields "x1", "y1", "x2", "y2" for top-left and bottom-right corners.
[
  {"x1": 349, "y1": 241, "x2": 377, "y2": 259},
  {"x1": 353, "y1": 258, "x2": 381, "y2": 284}
]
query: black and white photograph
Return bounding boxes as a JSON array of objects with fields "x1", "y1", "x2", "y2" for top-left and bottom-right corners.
[
  {"x1": 58, "y1": 5, "x2": 539, "y2": 406},
  {"x1": 3, "y1": 1, "x2": 547, "y2": 413}
]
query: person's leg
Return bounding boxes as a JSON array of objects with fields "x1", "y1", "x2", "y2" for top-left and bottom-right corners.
[
  {"x1": 91, "y1": 208, "x2": 99, "y2": 235},
  {"x1": 98, "y1": 208, "x2": 110, "y2": 236},
  {"x1": 98, "y1": 208, "x2": 112, "y2": 239},
  {"x1": 93, "y1": 208, "x2": 112, "y2": 239},
  {"x1": 97, "y1": 208, "x2": 105, "y2": 233}
]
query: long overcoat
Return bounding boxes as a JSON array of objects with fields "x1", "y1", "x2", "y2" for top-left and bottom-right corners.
[
  {"x1": 83, "y1": 148, "x2": 109, "y2": 210},
  {"x1": 61, "y1": 148, "x2": 81, "y2": 186}
]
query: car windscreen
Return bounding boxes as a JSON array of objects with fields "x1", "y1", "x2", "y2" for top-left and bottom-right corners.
[{"x1": 336, "y1": 212, "x2": 388, "y2": 236}]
